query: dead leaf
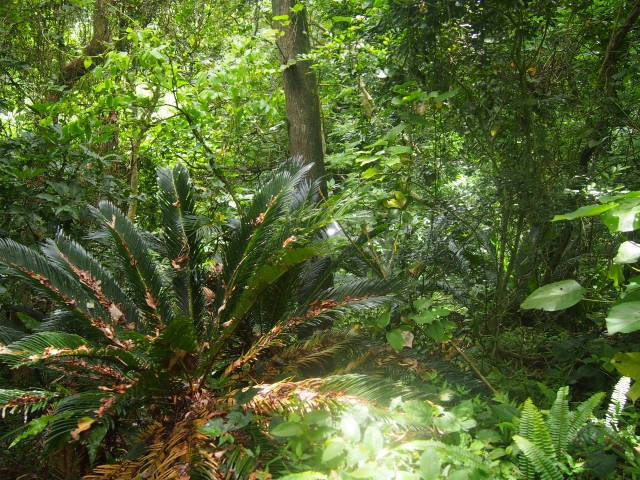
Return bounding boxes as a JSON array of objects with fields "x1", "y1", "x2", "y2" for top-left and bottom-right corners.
[
  {"x1": 71, "y1": 416, "x2": 96, "y2": 440},
  {"x1": 109, "y1": 303, "x2": 123, "y2": 321}
]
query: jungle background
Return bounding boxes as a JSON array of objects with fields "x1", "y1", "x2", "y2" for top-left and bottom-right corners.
[{"x1": 1, "y1": 0, "x2": 640, "y2": 478}]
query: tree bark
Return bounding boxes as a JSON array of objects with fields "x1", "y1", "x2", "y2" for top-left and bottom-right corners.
[
  {"x1": 272, "y1": 0, "x2": 327, "y2": 196},
  {"x1": 47, "y1": 0, "x2": 111, "y2": 103}
]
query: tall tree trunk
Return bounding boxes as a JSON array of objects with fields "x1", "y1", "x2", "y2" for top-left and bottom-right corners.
[
  {"x1": 272, "y1": 0, "x2": 327, "y2": 197},
  {"x1": 47, "y1": 0, "x2": 111, "y2": 103}
]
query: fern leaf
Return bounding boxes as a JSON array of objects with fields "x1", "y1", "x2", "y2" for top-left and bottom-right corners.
[
  {"x1": 513, "y1": 435, "x2": 563, "y2": 480},
  {"x1": 547, "y1": 386, "x2": 570, "y2": 455},
  {"x1": 605, "y1": 376, "x2": 631, "y2": 430},
  {"x1": 567, "y1": 391, "x2": 605, "y2": 440}
]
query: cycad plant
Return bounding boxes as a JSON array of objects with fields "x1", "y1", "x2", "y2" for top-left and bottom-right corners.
[{"x1": 0, "y1": 160, "x2": 401, "y2": 478}]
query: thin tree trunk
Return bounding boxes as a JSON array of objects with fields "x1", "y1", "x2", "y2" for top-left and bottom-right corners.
[{"x1": 272, "y1": 0, "x2": 327, "y2": 196}]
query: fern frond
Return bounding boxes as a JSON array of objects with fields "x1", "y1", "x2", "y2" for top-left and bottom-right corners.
[
  {"x1": 513, "y1": 435, "x2": 563, "y2": 480},
  {"x1": 567, "y1": 392, "x2": 605, "y2": 440},
  {"x1": 547, "y1": 386, "x2": 570, "y2": 455},
  {"x1": 605, "y1": 376, "x2": 631, "y2": 431}
]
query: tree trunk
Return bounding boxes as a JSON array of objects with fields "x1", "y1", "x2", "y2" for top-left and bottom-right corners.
[{"x1": 272, "y1": 0, "x2": 327, "y2": 197}]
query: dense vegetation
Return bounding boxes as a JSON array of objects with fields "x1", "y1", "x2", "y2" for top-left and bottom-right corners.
[{"x1": 1, "y1": 0, "x2": 640, "y2": 478}]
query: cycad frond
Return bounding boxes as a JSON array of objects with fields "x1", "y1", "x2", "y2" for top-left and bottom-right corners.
[
  {"x1": 91, "y1": 201, "x2": 173, "y2": 325},
  {"x1": 158, "y1": 165, "x2": 207, "y2": 339},
  {"x1": 0, "y1": 238, "x2": 99, "y2": 333},
  {"x1": 312, "y1": 374, "x2": 433, "y2": 406},
  {"x1": 0, "y1": 331, "x2": 88, "y2": 367},
  {"x1": 0, "y1": 388, "x2": 57, "y2": 416},
  {"x1": 47, "y1": 232, "x2": 143, "y2": 333}
]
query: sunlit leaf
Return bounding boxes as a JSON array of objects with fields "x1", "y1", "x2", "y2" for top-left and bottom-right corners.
[{"x1": 520, "y1": 280, "x2": 586, "y2": 311}]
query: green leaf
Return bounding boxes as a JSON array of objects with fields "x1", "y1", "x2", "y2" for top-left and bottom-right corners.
[
  {"x1": 433, "y1": 89, "x2": 457, "y2": 102},
  {"x1": 520, "y1": 280, "x2": 586, "y2": 311},
  {"x1": 10, "y1": 415, "x2": 56, "y2": 448},
  {"x1": 608, "y1": 264, "x2": 625, "y2": 287},
  {"x1": 234, "y1": 386, "x2": 259, "y2": 406},
  {"x1": 83, "y1": 57, "x2": 92, "y2": 69},
  {"x1": 304, "y1": 409, "x2": 330, "y2": 425},
  {"x1": 413, "y1": 298, "x2": 433, "y2": 310},
  {"x1": 361, "y1": 167, "x2": 379, "y2": 179},
  {"x1": 403, "y1": 400, "x2": 433, "y2": 427},
  {"x1": 341, "y1": 416, "x2": 361, "y2": 442},
  {"x1": 332, "y1": 16, "x2": 352, "y2": 23},
  {"x1": 322, "y1": 439, "x2": 346, "y2": 462},
  {"x1": 376, "y1": 310, "x2": 390, "y2": 328},
  {"x1": 385, "y1": 123, "x2": 405, "y2": 141},
  {"x1": 409, "y1": 311, "x2": 435, "y2": 325},
  {"x1": 426, "y1": 321, "x2": 445, "y2": 341},
  {"x1": 386, "y1": 329, "x2": 404, "y2": 351},
  {"x1": 602, "y1": 198, "x2": 640, "y2": 232},
  {"x1": 350, "y1": 463, "x2": 377, "y2": 478},
  {"x1": 606, "y1": 302, "x2": 640, "y2": 334},
  {"x1": 628, "y1": 382, "x2": 640, "y2": 403},
  {"x1": 388, "y1": 145, "x2": 412, "y2": 155},
  {"x1": 271, "y1": 421, "x2": 303, "y2": 437},
  {"x1": 614, "y1": 241, "x2": 640, "y2": 264},
  {"x1": 551, "y1": 204, "x2": 615, "y2": 222},
  {"x1": 363, "y1": 425, "x2": 383, "y2": 454},
  {"x1": 279, "y1": 473, "x2": 326, "y2": 480},
  {"x1": 85, "y1": 421, "x2": 108, "y2": 466},
  {"x1": 611, "y1": 353, "x2": 640, "y2": 381},
  {"x1": 420, "y1": 447, "x2": 440, "y2": 480}
]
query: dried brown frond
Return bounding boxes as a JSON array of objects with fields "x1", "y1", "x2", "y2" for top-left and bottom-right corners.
[{"x1": 84, "y1": 410, "x2": 218, "y2": 480}]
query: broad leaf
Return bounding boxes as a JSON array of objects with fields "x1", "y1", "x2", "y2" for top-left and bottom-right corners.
[
  {"x1": 386, "y1": 329, "x2": 404, "y2": 351},
  {"x1": 614, "y1": 241, "x2": 640, "y2": 264},
  {"x1": 551, "y1": 204, "x2": 614, "y2": 222},
  {"x1": 520, "y1": 280, "x2": 586, "y2": 311},
  {"x1": 602, "y1": 198, "x2": 640, "y2": 232},
  {"x1": 606, "y1": 302, "x2": 640, "y2": 334},
  {"x1": 611, "y1": 353, "x2": 640, "y2": 381}
]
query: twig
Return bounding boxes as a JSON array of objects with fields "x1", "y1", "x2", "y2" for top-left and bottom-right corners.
[{"x1": 450, "y1": 342, "x2": 499, "y2": 396}]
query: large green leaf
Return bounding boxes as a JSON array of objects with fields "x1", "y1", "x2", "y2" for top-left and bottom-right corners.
[
  {"x1": 614, "y1": 241, "x2": 640, "y2": 264},
  {"x1": 606, "y1": 302, "x2": 640, "y2": 334},
  {"x1": 601, "y1": 198, "x2": 640, "y2": 232},
  {"x1": 551, "y1": 204, "x2": 614, "y2": 222},
  {"x1": 611, "y1": 352, "x2": 640, "y2": 381},
  {"x1": 520, "y1": 280, "x2": 586, "y2": 311}
]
